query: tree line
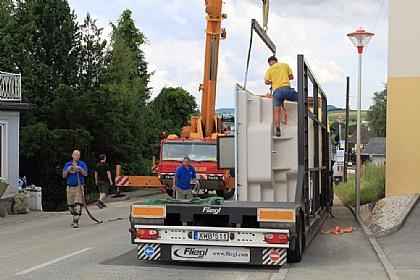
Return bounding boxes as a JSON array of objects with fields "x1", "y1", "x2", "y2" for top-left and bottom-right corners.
[{"x1": 0, "y1": 0, "x2": 198, "y2": 210}]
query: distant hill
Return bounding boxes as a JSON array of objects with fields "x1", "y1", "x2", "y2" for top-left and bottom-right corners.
[
  {"x1": 215, "y1": 108, "x2": 234, "y2": 115},
  {"x1": 327, "y1": 105, "x2": 344, "y2": 111}
]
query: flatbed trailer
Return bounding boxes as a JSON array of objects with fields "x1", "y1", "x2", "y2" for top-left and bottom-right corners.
[
  {"x1": 130, "y1": 200, "x2": 319, "y2": 265},
  {"x1": 129, "y1": 55, "x2": 333, "y2": 266}
]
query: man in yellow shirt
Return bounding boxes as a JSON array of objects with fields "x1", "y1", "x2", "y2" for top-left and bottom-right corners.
[{"x1": 264, "y1": 56, "x2": 298, "y2": 137}]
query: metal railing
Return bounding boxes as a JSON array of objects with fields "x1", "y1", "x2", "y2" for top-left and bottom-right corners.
[{"x1": 0, "y1": 71, "x2": 21, "y2": 101}]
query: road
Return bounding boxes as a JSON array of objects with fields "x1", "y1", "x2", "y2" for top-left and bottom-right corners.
[{"x1": 0, "y1": 192, "x2": 279, "y2": 280}]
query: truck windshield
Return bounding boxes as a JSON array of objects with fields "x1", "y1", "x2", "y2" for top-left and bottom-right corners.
[{"x1": 162, "y1": 142, "x2": 217, "y2": 162}]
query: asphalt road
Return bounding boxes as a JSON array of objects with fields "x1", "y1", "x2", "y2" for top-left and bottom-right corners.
[
  {"x1": 0, "y1": 190, "x2": 404, "y2": 280},
  {"x1": 0, "y1": 192, "x2": 279, "y2": 280}
]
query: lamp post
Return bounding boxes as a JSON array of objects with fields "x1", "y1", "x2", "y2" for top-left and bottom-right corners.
[
  {"x1": 347, "y1": 27, "x2": 374, "y2": 216},
  {"x1": 336, "y1": 115, "x2": 344, "y2": 145}
]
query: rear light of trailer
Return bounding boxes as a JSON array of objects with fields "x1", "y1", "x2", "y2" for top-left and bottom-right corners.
[
  {"x1": 264, "y1": 233, "x2": 288, "y2": 244},
  {"x1": 136, "y1": 229, "x2": 159, "y2": 239}
]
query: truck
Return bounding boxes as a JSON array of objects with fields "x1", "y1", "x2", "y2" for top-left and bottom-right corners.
[{"x1": 128, "y1": 1, "x2": 333, "y2": 265}]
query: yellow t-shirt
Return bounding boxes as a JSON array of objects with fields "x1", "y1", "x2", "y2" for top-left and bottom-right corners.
[{"x1": 264, "y1": 62, "x2": 292, "y2": 91}]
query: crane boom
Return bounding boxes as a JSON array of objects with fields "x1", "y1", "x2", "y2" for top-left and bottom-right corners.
[{"x1": 199, "y1": 0, "x2": 227, "y2": 138}]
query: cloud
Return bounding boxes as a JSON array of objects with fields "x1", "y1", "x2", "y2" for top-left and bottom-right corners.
[{"x1": 68, "y1": 0, "x2": 388, "y2": 110}]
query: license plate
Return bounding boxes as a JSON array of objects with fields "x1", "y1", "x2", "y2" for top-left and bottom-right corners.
[{"x1": 194, "y1": 231, "x2": 229, "y2": 241}]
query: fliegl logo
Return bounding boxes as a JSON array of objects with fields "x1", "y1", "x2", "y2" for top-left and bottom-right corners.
[
  {"x1": 202, "y1": 206, "x2": 221, "y2": 215},
  {"x1": 173, "y1": 247, "x2": 209, "y2": 259}
]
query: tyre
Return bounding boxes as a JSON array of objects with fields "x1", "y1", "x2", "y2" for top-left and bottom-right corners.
[
  {"x1": 216, "y1": 190, "x2": 224, "y2": 198},
  {"x1": 287, "y1": 215, "x2": 303, "y2": 263},
  {"x1": 224, "y1": 188, "x2": 235, "y2": 199},
  {"x1": 165, "y1": 188, "x2": 173, "y2": 197},
  {"x1": 216, "y1": 188, "x2": 235, "y2": 199}
]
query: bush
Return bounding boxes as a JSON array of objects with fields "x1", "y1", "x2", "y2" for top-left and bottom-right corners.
[{"x1": 335, "y1": 162, "x2": 385, "y2": 207}]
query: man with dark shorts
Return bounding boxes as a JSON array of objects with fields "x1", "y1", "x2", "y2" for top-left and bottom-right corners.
[
  {"x1": 62, "y1": 150, "x2": 88, "y2": 228},
  {"x1": 264, "y1": 55, "x2": 298, "y2": 137},
  {"x1": 95, "y1": 154, "x2": 113, "y2": 209}
]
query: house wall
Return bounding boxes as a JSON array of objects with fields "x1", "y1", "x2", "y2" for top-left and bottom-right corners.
[
  {"x1": 387, "y1": 0, "x2": 420, "y2": 196},
  {"x1": 371, "y1": 155, "x2": 386, "y2": 166},
  {"x1": 0, "y1": 111, "x2": 20, "y2": 198}
]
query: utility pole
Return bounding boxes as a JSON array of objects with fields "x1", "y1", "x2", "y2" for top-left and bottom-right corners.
[{"x1": 344, "y1": 76, "x2": 350, "y2": 182}]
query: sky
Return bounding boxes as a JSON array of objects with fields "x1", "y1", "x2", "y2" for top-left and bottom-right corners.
[{"x1": 67, "y1": 0, "x2": 388, "y2": 110}]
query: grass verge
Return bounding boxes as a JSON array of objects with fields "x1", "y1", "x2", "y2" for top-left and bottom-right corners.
[{"x1": 334, "y1": 162, "x2": 385, "y2": 207}]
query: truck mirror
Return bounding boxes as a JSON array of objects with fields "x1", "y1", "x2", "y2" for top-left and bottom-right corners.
[{"x1": 154, "y1": 144, "x2": 160, "y2": 160}]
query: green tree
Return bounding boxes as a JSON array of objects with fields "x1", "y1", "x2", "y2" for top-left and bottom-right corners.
[
  {"x1": 367, "y1": 84, "x2": 387, "y2": 137},
  {"x1": 97, "y1": 10, "x2": 153, "y2": 176},
  {"x1": 77, "y1": 12, "x2": 107, "y2": 91},
  {"x1": 148, "y1": 87, "x2": 199, "y2": 137}
]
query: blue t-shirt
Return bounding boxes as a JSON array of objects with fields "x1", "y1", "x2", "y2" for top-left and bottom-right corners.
[
  {"x1": 62, "y1": 160, "x2": 88, "y2": 185},
  {"x1": 174, "y1": 164, "x2": 196, "y2": 190}
]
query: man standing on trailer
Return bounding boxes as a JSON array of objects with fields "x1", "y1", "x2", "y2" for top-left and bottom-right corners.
[
  {"x1": 264, "y1": 55, "x2": 298, "y2": 137},
  {"x1": 172, "y1": 157, "x2": 197, "y2": 199}
]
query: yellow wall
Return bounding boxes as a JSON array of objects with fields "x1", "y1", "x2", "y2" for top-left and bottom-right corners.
[
  {"x1": 387, "y1": 0, "x2": 420, "y2": 196},
  {"x1": 386, "y1": 77, "x2": 420, "y2": 196}
]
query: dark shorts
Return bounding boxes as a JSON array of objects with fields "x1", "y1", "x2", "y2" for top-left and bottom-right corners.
[
  {"x1": 273, "y1": 87, "x2": 298, "y2": 106},
  {"x1": 98, "y1": 181, "x2": 109, "y2": 195}
]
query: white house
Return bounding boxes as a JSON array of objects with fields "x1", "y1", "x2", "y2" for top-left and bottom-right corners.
[{"x1": 0, "y1": 71, "x2": 30, "y2": 212}]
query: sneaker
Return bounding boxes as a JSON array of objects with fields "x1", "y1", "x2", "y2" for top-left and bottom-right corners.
[
  {"x1": 275, "y1": 127, "x2": 281, "y2": 137},
  {"x1": 101, "y1": 202, "x2": 107, "y2": 207},
  {"x1": 97, "y1": 201, "x2": 103, "y2": 209}
]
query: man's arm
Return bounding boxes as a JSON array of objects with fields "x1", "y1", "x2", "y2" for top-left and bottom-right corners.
[
  {"x1": 107, "y1": 170, "x2": 113, "y2": 185},
  {"x1": 172, "y1": 177, "x2": 176, "y2": 189},
  {"x1": 289, "y1": 74, "x2": 294, "y2": 80},
  {"x1": 62, "y1": 164, "x2": 70, "y2": 178},
  {"x1": 78, "y1": 166, "x2": 88, "y2": 177},
  {"x1": 95, "y1": 171, "x2": 98, "y2": 185},
  {"x1": 265, "y1": 79, "x2": 272, "y2": 85}
]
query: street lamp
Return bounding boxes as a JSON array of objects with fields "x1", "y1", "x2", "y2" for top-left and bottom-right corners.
[
  {"x1": 347, "y1": 27, "x2": 374, "y2": 216},
  {"x1": 336, "y1": 115, "x2": 344, "y2": 144}
]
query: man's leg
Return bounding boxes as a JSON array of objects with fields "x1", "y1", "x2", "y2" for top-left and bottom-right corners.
[
  {"x1": 73, "y1": 186, "x2": 84, "y2": 228},
  {"x1": 273, "y1": 89, "x2": 284, "y2": 136},
  {"x1": 73, "y1": 203, "x2": 82, "y2": 228},
  {"x1": 185, "y1": 189, "x2": 194, "y2": 200},
  {"x1": 274, "y1": 105, "x2": 281, "y2": 128},
  {"x1": 67, "y1": 186, "x2": 77, "y2": 226}
]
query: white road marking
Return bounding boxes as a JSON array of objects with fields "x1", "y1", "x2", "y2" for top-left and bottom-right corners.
[{"x1": 16, "y1": 247, "x2": 93, "y2": 275}]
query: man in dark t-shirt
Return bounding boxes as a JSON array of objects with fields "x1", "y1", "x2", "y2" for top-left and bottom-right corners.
[{"x1": 95, "y1": 154, "x2": 113, "y2": 208}]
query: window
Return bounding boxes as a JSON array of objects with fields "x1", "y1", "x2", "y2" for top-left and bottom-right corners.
[{"x1": 162, "y1": 142, "x2": 217, "y2": 162}]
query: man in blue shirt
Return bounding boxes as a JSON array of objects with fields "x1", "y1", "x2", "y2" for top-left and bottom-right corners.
[
  {"x1": 62, "y1": 150, "x2": 88, "y2": 228},
  {"x1": 172, "y1": 157, "x2": 197, "y2": 199}
]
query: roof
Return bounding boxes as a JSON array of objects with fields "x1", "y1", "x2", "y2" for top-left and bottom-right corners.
[
  {"x1": 362, "y1": 137, "x2": 386, "y2": 156},
  {"x1": 348, "y1": 126, "x2": 371, "y2": 144}
]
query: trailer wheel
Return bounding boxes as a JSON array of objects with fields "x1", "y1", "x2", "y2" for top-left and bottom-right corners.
[
  {"x1": 287, "y1": 215, "x2": 303, "y2": 263},
  {"x1": 165, "y1": 189, "x2": 173, "y2": 197},
  {"x1": 224, "y1": 188, "x2": 235, "y2": 200},
  {"x1": 216, "y1": 190, "x2": 224, "y2": 197}
]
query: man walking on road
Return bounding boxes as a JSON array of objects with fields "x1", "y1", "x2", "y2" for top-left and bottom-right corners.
[
  {"x1": 95, "y1": 154, "x2": 113, "y2": 209},
  {"x1": 62, "y1": 150, "x2": 88, "y2": 228}
]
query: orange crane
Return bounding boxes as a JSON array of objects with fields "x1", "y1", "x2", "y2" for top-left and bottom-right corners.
[{"x1": 182, "y1": 0, "x2": 227, "y2": 139}]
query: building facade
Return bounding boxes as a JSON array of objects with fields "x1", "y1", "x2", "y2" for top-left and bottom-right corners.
[{"x1": 387, "y1": 1, "x2": 420, "y2": 196}]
